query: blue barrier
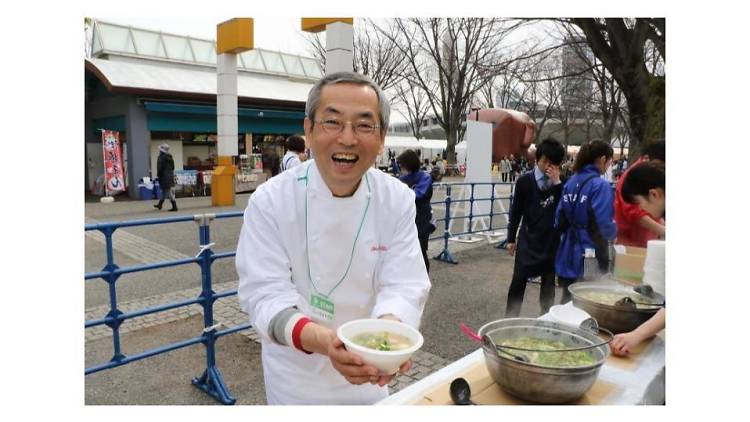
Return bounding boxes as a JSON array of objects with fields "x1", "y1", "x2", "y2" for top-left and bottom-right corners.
[
  {"x1": 84, "y1": 182, "x2": 519, "y2": 404},
  {"x1": 85, "y1": 211, "x2": 245, "y2": 405},
  {"x1": 432, "y1": 181, "x2": 515, "y2": 264}
]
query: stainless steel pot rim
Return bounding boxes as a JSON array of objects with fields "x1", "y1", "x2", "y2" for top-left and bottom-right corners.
[
  {"x1": 569, "y1": 283, "x2": 663, "y2": 313},
  {"x1": 484, "y1": 325, "x2": 613, "y2": 353},
  {"x1": 569, "y1": 281, "x2": 664, "y2": 300},
  {"x1": 572, "y1": 296, "x2": 662, "y2": 313}
]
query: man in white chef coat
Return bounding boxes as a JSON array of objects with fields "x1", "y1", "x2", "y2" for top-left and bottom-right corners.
[{"x1": 236, "y1": 71, "x2": 431, "y2": 405}]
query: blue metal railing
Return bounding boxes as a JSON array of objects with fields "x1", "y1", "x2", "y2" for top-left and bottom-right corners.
[
  {"x1": 85, "y1": 211, "x2": 245, "y2": 404},
  {"x1": 84, "y1": 182, "x2": 519, "y2": 404},
  {"x1": 432, "y1": 181, "x2": 515, "y2": 264}
]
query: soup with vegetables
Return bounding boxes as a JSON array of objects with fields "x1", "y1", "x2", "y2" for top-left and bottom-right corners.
[
  {"x1": 578, "y1": 290, "x2": 660, "y2": 309},
  {"x1": 352, "y1": 331, "x2": 413, "y2": 351},
  {"x1": 498, "y1": 337, "x2": 596, "y2": 367}
]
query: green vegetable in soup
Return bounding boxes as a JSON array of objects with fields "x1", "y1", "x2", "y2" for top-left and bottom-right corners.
[
  {"x1": 352, "y1": 331, "x2": 412, "y2": 351},
  {"x1": 498, "y1": 337, "x2": 596, "y2": 367}
]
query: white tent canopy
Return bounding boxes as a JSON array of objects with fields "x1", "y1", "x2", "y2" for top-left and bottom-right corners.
[{"x1": 378, "y1": 136, "x2": 466, "y2": 167}]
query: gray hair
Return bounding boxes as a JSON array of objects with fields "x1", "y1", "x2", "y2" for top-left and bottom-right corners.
[{"x1": 305, "y1": 71, "x2": 390, "y2": 135}]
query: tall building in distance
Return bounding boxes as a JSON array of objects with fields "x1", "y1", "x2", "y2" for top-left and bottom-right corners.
[{"x1": 561, "y1": 36, "x2": 594, "y2": 110}]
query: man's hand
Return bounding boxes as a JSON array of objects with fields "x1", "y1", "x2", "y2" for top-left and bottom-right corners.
[
  {"x1": 328, "y1": 336, "x2": 382, "y2": 385},
  {"x1": 545, "y1": 164, "x2": 561, "y2": 185},
  {"x1": 506, "y1": 242, "x2": 516, "y2": 256}
]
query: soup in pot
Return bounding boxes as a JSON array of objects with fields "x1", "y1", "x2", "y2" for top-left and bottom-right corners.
[{"x1": 498, "y1": 337, "x2": 596, "y2": 367}]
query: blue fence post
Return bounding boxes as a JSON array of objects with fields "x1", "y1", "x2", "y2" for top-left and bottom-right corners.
[
  {"x1": 468, "y1": 183, "x2": 475, "y2": 234},
  {"x1": 191, "y1": 214, "x2": 236, "y2": 405},
  {"x1": 489, "y1": 182, "x2": 496, "y2": 232},
  {"x1": 434, "y1": 184, "x2": 458, "y2": 264},
  {"x1": 101, "y1": 225, "x2": 126, "y2": 363}
]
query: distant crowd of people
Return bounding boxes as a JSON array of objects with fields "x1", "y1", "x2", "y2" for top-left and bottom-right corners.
[{"x1": 499, "y1": 154, "x2": 534, "y2": 183}]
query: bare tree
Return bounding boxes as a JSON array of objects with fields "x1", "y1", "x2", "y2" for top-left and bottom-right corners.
[
  {"x1": 554, "y1": 24, "x2": 624, "y2": 144},
  {"x1": 613, "y1": 95, "x2": 633, "y2": 158},
  {"x1": 516, "y1": 54, "x2": 562, "y2": 144},
  {"x1": 393, "y1": 79, "x2": 431, "y2": 139},
  {"x1": 569, "y1": 18, "x2": 665, "y2": 159},
  {"x1": 493, "y1": 59, "x2": 530, "y2": 110},
  {"x1": 305, "y1": 19, "x2": 407, "y2": 91},
  {"x1": 378, "y1": 18, "x2": 522, "y2": 164}
]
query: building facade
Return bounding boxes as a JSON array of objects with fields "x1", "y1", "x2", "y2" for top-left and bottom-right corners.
[{"x1": 85, "y1": 20, "x2": 322, "y2": 198}]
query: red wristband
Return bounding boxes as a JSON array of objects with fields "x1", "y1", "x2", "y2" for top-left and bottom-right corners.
[{"x1": 291, "y1": 317, "x2": 313, "y2": 354}]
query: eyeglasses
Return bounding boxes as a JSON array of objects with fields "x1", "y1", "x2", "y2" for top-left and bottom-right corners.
[{"x1": 314, "y1": 119, "x2": 381, "y2": 136}]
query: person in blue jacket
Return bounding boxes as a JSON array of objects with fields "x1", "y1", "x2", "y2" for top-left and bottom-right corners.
[
  {"x1": 555, "y1": 140, "x2": 617, "y2": 303},
  {"x1": 397, "y1": 149, "x2": 436, "y2": 272}
]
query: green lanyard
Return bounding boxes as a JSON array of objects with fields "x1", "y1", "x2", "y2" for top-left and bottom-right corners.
[{"x1": 299, "y1": 163, "x2": 371, "y2": 300}]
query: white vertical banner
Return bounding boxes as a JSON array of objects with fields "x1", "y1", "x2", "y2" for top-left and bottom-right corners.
[{"x1": 464, "y1": 120, "x2": 493, "y2": 233}]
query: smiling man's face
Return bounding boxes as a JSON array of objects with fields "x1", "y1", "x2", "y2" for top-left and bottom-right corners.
[{"x1": 304, "y1": 83, "x2": 384, "y2": 197}]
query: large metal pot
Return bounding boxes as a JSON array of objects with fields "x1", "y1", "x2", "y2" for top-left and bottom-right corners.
[
  {"x1": 477, "y1": 318, "x2": 609, "y2": 404},
  {"x1": 568, "y1": 280, "x2": 664, "y2": 334}
]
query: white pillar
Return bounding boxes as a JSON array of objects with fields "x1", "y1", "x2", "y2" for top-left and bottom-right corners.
[
  {"x1": 325, "y1": 21, "x2": 353, "y2": 74},
  {"x1": 217, "y1": 53, "x2": 239, "y2": 157}
]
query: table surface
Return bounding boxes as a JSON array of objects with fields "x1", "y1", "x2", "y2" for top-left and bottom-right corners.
[{"x1": 378, "y1": 315, "x2": 665, "y2": 405}]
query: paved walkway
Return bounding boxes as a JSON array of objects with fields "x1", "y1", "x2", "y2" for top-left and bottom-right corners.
[{"x1": 86, "y1": 217, "x2": 190, "y2": 263}]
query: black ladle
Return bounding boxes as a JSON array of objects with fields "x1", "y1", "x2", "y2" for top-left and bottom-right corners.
[
  {"x1": 633, "y1": 284, "x2": 656, "y2": 298},
  {"x1": 449, "y1": 377, "x2": 477, "y2": 405}
]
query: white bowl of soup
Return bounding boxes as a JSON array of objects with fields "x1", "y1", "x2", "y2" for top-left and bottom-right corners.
[{"x1": 337, "y1": 318, "x2": 424, "y2": 375}]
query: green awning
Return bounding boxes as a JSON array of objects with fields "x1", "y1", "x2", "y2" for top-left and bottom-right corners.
[
  {"x1": 143, "y1": 102, "x2": 305, "y2": 134},
  {"x1": 93, "y1": 115, "x2": 126, "y2": 134}
]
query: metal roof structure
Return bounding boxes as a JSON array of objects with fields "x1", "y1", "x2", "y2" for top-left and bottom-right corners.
[
  {"x1": 86, "y1": 57, "x2": 315, "y2": 103},
  {"x1": 90, "y1": 20, "x2": 323, "y2": 80},
  {"x1": 87, "y1": 20, "x2": 323, "y2": 104}
]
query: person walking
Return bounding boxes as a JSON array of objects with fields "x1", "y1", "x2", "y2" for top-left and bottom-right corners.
[
  {"x1": 397, "y1": 149, "x2": 436, "y2": 272},
  {"x1": 509, "y1": 155, "x2": 519, "y2": 182},
  {"x1": 504, "y1": 139, "x2": 566, "y2": 317},
  {"x1": 500, "y1": 156, "x2": 511, "y2": 183},
  {"x1": 554, "y1": 141, "x2": 617, "y2": 303},
  {"x1": 154, "y1": 143, "x2": 178, "y2": 212}
]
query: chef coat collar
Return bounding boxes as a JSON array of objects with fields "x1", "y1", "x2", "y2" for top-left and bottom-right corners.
[{"x1": 306, "y1": 160, "x2": 369, "y2": 201}]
